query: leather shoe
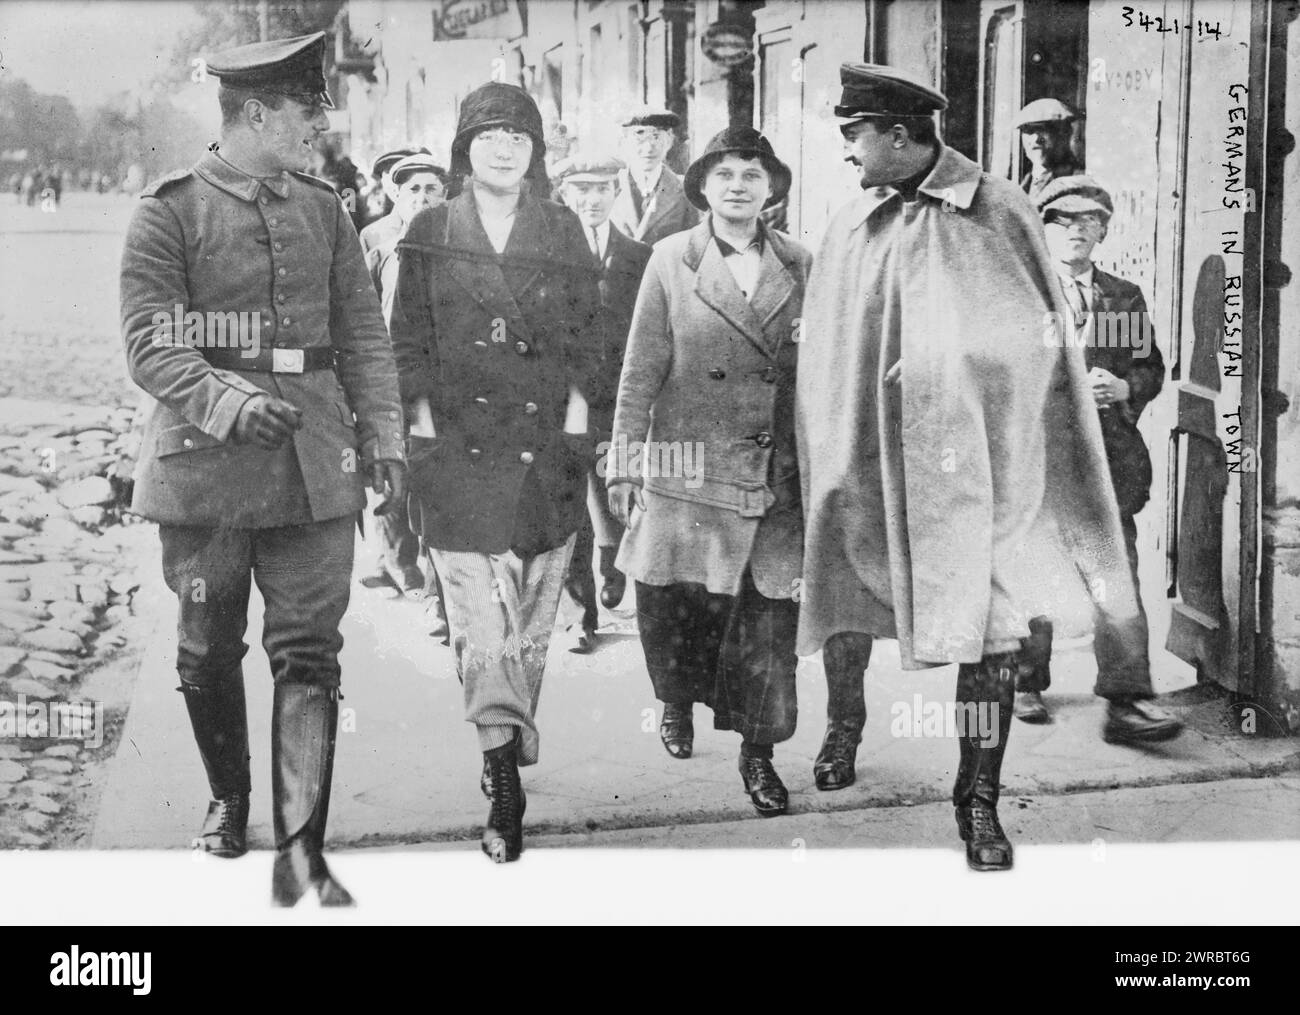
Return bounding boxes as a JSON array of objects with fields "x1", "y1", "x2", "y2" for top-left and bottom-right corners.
[
  {"x1": 1014, "y1": 690, "x2": 1052, "y2": 724},
  {"x1": 394, "y1": 564, "x2": 426, "y2": 598},
  {"x1": 739, "y1": 754, "x2": 788, "y2": 817},
  {"x1": 659, "y1": 702, "x2": 694, "y2": 759},
  {"x1": 191, "y1": 793, "x2": 249, "y2": 858},
  {"x1": 566, "y1": 623, "x2": 598, "y2": 654},
  {"x1": 1103, "y1": 698, "x2": 1184, "y2": 745},
  {"x1": 955, "y1": 799, "x2": 1013, "y2": 871},
  {"x1": 813, "y1": 720, "x2": 861, "y2": 791}
]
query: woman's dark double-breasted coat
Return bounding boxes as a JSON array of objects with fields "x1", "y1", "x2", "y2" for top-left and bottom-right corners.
[{"x1": 389, "y1": 188, "x2": 603, "y2": 557}]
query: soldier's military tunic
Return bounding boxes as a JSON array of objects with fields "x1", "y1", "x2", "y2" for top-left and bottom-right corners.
[{"x1": 120, "y1": 151, "x2": 404, "y2": 689}]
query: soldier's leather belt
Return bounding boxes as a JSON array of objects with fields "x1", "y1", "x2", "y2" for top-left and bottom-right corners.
[{"x1": 203, "y1": 347, "x2": 335, "y2": 374}]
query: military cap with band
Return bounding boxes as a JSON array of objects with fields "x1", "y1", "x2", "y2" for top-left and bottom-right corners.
[
  {"x1": 1036, "y1": 175, "x2": 1114, "y2": 220},
  {"x1": 205, "y1": 31, "x2": 334, "y2": 109},
  {"x1": 390, "y1": 154, "x2": 447, "y2": 187},
  {"x1": 552, "y1": 154, "x2": 626, "y2": 185},
  {"x1": 622, "y1": 106, "x2": 681, "y2": 130},
  {"x1": 1014, "y1": 98, "x2": 1077, "y2": 129},
  {"x1": 834, "y1": 62, "x2": 948, "y2": 119}
]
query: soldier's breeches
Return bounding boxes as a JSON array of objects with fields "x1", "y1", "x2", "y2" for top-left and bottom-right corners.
[
  {"x1": 159, "y1": 517, "x2": 355, "y2": 689},
  {"x1": 429, "y1": 535, "x2": 575, "y2": 767}
]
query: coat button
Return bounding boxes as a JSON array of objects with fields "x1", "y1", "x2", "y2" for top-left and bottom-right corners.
[
  {"x1": 708, "y1": 368, "x2": 726, "y2": 379},
  {"x1": 259, "y1": 195, "x2": 269, "y2": 205},
  {"x1": 519, "y1": 451, "x2": 535, "y2": 465},
  {"x1": 268, "y1": 217, "x2": 278, "y2": 227},
  {"x1": 474, "y1": 340, "x2": 488, "y2": 349},
  {"x1": 523, "y1": 402, "x2": 538, "y2": 415},
  {"x1": 277, "y1": 267, "x2": 287, "y2": 277},
  {"x1": 469, "y1": 448, "x2": 482, "y2": 461},
  {"x1": 183, "y1": 438, "x2": 194, "y2": 449},
  {"x1": 274, "y1": 241, "x2": 284, "y2": 252},
  {"x1": 514, "y1": 341, "x2": 530, "y2": 355},
  {"x1": 474, "y1": 396, "x2": 488, "y2": 406},
  {"x1": 761, "y1": 366, "x2": 777, "y2": 383},
  {"x1": 755, "y1": 431, "x2": 773, "y2": 448},
  {"x1": 276, "y1": 293, "x2": 286, "y2": 303},
  {"x1": 282, "y1": 317, "x2": 291, "y2": 326}
]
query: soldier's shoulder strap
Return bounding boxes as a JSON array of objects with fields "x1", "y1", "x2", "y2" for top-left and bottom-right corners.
[{"x1": 139, "y1": 168, "x2": 195, "y2": 199}]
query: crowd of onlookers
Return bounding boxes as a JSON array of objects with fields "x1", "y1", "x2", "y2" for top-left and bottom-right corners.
[{"x1": 9, "y1": 165, "x2": 122, "y2": 206}]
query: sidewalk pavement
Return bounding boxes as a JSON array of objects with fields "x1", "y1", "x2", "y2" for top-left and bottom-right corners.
[{"x1": 92, "y1": 533, "x2": 1300, "y2": 852}]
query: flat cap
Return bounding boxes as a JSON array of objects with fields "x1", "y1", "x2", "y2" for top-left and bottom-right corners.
[
  {"x1": 834, "y1": 62, "x2": 947, "y2": 119},
  {"x1": 1015, "y1": 98, "x2": 1077, "y2": 129},
  {"x1": 621, "y1": 106, "x2": 681, "y2": 130},
  {"x1": 391, "y1": 155, "x2": 447, "y2": 186},
  {"x1": 1037, "y1": 175, "x2": 1113, "y2": 219},
  {"x1": 205, "y1": 31, "x2": 334, "y2": 109},
  {"x1": 552, "y1": 154, "x2": 625, "y2": 185},
  {"x1": 373, "y1": 146, "x2": 431, "y2": 177}
]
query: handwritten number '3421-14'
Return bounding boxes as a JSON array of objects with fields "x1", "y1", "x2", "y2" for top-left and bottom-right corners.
[{"x1": 1121, "y1": 7, "x2": 1222, "y2": 37}]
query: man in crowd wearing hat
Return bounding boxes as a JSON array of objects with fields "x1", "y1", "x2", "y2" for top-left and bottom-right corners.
[
  {"x1": 1016, "y1": 98, "x2": 1083, "y2": 201},
  {"x1": 610, "y1": 107, "x2": 699, "y2": 247},
  {"x1": 359, "y1": 155, "x2": 452, "y2": 639},
  {"x1": 359, "y1": 146, "x2": 433, "y2": 266},
  {"x1": 553, "y1": 154, "x2": 652, "y2": 652},
  {"x1": 120, "y1": 32, "x2": 406, "y2": 906},
  {"x1": 1012, "y1": 176, "x2": 1182, "y2": 745},
  {"x1": 795, "y1": 63, "x2": 1153, "y2": 870}
]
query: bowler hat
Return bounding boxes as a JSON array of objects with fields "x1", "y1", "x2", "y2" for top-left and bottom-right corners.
[
  {"x1": 682, "y1": 126, "x2": 791, "y2": 212},
  {"x1": 1037, "y1": 175, "x2": 1114, "y2": 220}
]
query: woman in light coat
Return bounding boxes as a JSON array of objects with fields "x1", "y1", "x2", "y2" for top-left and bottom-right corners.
[{"x1": 607, "y1": 127, "x2": 811, "y2": 816}]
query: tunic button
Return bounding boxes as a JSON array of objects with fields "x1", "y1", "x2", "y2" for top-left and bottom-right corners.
[
  {"x1": 262, "y1": 316, "x2": 272, "y2": 326},
  {"x1": 761, "y1": 366, "x2": 777, "y2": 383},
  {"x1": 274, "y1": 241, "x2": 284, "y2": 252},
  {"x1": 389, "y1": 411, "x2": 399, "y2": 420},
  {"x1": 523, "y1": 402, "x2": 538, "y2": 415},
  {"x1": 282, "y1": 317, "x2": 291, "y2": 326},
  {"x1": 276, "y1": 293, "x2": 286, "y2": 303},
  {"x1": 474, "y1": 396, "x2": 488, "y2": 406},
  {"x1": 519, "y1": 451, "x2": 535, "y2": 465},
  {"x1": 474, "y1": 340, "x2": 488, "y2": 349},
  {"x1": 268, "y1": 217, "x2": 278, "y2": 227},
  {"x1": 514, "y1": 341, "x2": 529, "y2": 355},
  {"x1": 259, "y1": 195, "x2": 269, "y2": 205},
  {"x1": 469, "y1": 448, "x2": 482, "y2": 461},
  {"x1": 755, "y1": 431, "x2": 774, "y2": 448},
  {"x1": 277, "y1": 267, "x2": 287, "y2": 277},
  {"x1": 708, "y1": 368, "x2": 726, "y2": 379},
  {"x1": 183, "y1": 438, "x2": 194, "y2": 449}
]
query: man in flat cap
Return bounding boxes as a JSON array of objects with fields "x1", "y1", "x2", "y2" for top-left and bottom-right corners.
[
  {"x1": 359, "y1": 146, "x2": 433, "y2": 259},
  {"x1": 1012, "y1": 176, "x2": 1182, "y2": 744},
  {"x1": 796, "y1": 63, "x2": 1152, "y2": 871},
  {"x1": 1016, "y1": 98, "x2": 1083, "y2": 201},
  {"x1": 360, "y1": 155, "x2": 451, "y2": 634},
  {"x1": 611, "y1": 107, "x2": 700, "y2": 247},
  {"x1": 120, "y1": 31, "x2": 406, "y2": 906},
  {"x1": 553, "y1": 154, "x2": 652, "y2": 650}
]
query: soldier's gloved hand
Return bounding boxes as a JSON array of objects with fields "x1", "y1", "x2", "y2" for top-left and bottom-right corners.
[
  {"x1": 369, "y1": 459, "x2": 407, "y2": 516},
  {"x1": 608, "y1": 481, "x2": 645, "y2": 527},
  {"x1": 232, "y1": 394, "x2": 302, "y2": 450}
]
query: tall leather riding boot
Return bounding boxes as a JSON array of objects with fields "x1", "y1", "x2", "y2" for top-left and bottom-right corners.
[
  {"x1": 271, "y1": 683, "x2": 354, "y2": 907},
  {"x1": 952, "y1": 652, "x2": 1016, "y2": 871},
  {"x1": 178, "y1": 677, "x2": 251, "y2": 858},
  {"x1": 816, "y1": 632, "x2": 872, "y2": 790}
]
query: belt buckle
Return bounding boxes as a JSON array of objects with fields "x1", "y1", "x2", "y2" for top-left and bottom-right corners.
[{"x1": 272, "y1": 348, "x2": 304, "y2": 373}]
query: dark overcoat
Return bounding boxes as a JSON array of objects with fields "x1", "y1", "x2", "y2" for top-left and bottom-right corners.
[{"x1": 389, "y1": 188, "x2": 602, "y2": 556}]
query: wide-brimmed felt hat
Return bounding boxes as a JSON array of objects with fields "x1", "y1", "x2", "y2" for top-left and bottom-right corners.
[{"x1": 682, "y1": 126, "x2": 791, "y2": 212}]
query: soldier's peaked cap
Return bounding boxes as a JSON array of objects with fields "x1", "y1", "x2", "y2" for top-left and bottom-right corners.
[
  {"x1": 205, "y1": 32, "x2": 334, "y2": 109},
  {"x1": 834, "y1": 63, "x2": 947, "y2": 119}
]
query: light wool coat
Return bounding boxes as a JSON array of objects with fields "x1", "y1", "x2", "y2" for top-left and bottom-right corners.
[
  {"x1": 609, "y1": 218, "x2": 812, "y2": 598},
  {"x1": 795, "y1": 146, "x2": 1142, "y2": 665}
]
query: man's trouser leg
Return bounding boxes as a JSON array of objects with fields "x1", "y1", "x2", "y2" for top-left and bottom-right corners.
[
  {"x1": 1093, "y1": 513, "x2": 1155, "y2": 700},
  {"x1": 564, "y1": 511, "x2": 599, "y2": 633},
  {"x1": 953, "y1": 652, "x2": 1016, "y2": 871},
  {"x1": 431, "y1": 536, "x2": 575, "y2": 767},
  {"x1": 254, "y1": 516, "x2": 356, "y2": 906},
  {"x1": 160, "y1": 525, "x2": 254, "y2": 855},
  {"x1": 634, "y1": 580, "x2": 730, "y2": 709},
  {"x1": 814, "y1": 631, "x2": 873, "y2": 789}
]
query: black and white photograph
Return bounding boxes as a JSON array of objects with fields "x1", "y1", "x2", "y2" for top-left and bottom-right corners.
[{"x1": 0, "y1": 0, "x2": 1297, "y2": 943}]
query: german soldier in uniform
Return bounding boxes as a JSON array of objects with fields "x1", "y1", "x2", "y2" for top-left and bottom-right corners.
[
  {"x1": 797, "y1": 64, "x2": 1148, "y2": 870},
  {"x1": 119, "y1": 33, "x2": 406, "y2": 905},
  {"x1": 552, "y1": 154, "x2": 652, "y2": 651}
]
